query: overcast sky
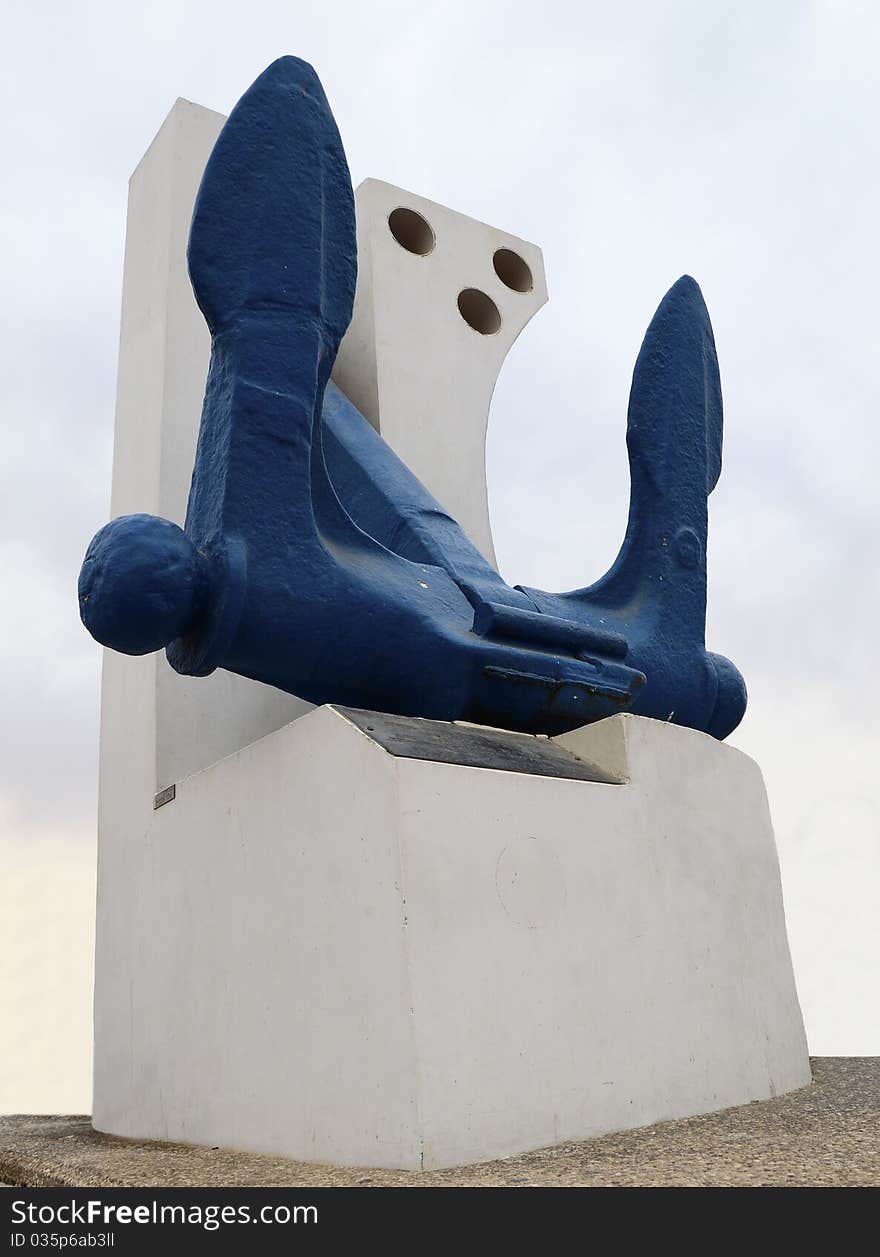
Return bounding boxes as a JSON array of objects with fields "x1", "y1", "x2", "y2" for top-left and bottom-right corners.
[{"x1": 2, "y1": 0, "x2": 878, "y2": 1111}]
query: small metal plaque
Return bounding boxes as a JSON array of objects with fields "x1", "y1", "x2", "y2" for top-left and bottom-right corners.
[
  {"x1": 336, "y1": 707, "x2": 621, "y2": 784},
  {"x1": 153, "y1": 783, "x2": 176, "y2": 810}
]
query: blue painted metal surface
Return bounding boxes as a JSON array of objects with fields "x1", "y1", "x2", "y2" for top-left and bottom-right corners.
[
  {"x1": 522, "y1": 275, "x2": 747, "y2": 740},
  {"x1": 79, "y1": 55, "x2": 745, "y2": 740}
]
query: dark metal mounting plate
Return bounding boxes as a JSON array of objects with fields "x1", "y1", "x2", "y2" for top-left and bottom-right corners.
[{"x1": 336, "y1": 707, "x2": 621, "y2": 784}]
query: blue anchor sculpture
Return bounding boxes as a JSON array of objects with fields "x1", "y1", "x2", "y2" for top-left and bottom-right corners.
[{"x1": 78, "y1": 56, "x2": 746, "y2": 740}]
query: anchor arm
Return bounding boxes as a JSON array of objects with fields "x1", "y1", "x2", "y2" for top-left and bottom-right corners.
[{"x1": 521, "y1": 276, "x2": 746, "y2": 737}]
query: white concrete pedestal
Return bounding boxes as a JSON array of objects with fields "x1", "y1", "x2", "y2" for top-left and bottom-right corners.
[{"x1": 93, "y1": 708, "x2": 810, "y2": 1171}]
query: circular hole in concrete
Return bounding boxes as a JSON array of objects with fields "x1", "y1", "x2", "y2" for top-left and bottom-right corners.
[
  {"x1": 493, "y1": 247, "x2": 533, "y2": 293},
  {"x1": 388, "y1": 207, "x2": 435, "y2": 256},
  {"x1": 457, "y1": 288, "x2": 502, "y2": 335}
]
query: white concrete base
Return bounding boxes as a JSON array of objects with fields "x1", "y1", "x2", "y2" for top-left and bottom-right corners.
[{"x1": 93, "y1": 709, "x2": 810, "y2": 1171}]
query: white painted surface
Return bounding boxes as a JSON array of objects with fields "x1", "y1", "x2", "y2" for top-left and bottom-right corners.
[
  {"x1": 93, "y1": 709, "x2": 810, "y2": 1171},
  {"x1": 332, "y1": 180, "x2": 547, "y2": 565}
]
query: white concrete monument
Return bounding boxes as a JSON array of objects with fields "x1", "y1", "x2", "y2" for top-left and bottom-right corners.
[{"x1": 90, "y1": 75, "x2": 810, "y2": 1171}]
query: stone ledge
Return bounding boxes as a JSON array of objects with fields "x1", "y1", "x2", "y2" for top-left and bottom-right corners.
[{"x1": 2, "y1": 1059, "x2": 877, "y2": 1188}]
